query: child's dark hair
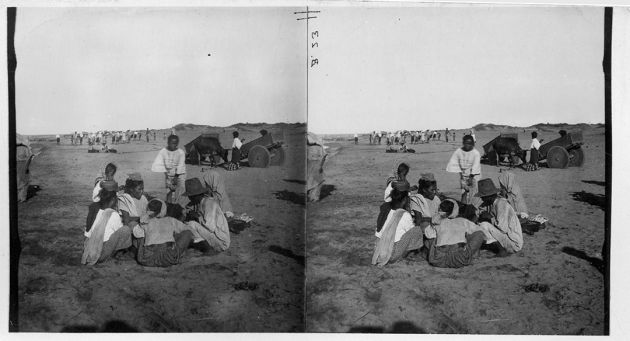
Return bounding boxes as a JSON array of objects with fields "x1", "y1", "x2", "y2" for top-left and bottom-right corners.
[
  {"x1": 99, "y1": 189, "x2": 118, "y2": 210},
  {"x1": 147, "y1": 199, "x2": 163, "y2": 214},
  {"x1": 105, "y1": 163, "x2": 117, "y2": 176},
  {"x1": 463, "y1": 135, "x2": 474, "y2": 144},
  {"x1": 124, "y1": 179, "x2": 143, "y2": 193},
  {"x1": 397, "y1": 163, "x2": 409, "y2": 176},
  {"x1": 418, "y1": 179, "x2": 437, "y2": 191},
  {"x1": 233, "y1": 131, "x2": 240, "y2": 138},
  {"x1": 390, "y1": 188, "x2": 409, "y2": 208},
  {"x1": 439, "y1": 200, "x2": 455, "y2": 215},
  {"x1": 168, "y1": 135, "x2": 179, "y2": 142},
  {"x1": 531, "y1": 132, "x2": 538, "y2": 138}
]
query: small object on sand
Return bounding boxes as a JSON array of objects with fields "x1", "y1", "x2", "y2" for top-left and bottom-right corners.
[
  {"x1": 523, "y1": 283, "x2": 549, "y2": 293},
  {"x1": 234, "y1": 281, "x2": 259, "y2": 291}
]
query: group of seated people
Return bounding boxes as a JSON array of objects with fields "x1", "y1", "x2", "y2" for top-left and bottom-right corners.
[
  {"x1": 82, "y1": 162, "x2": 239, "y2": 267},
  {"x1": 373, "y1": 162, "x2": 526, "y2": 268}
]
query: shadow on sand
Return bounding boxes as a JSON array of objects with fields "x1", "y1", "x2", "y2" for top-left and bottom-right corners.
[
  {"x1": 571, "y1": 191, "x2": 605, "y2": 211},
  {"x1": 283, "y1": 179, "x2": 306, "y2": 185},
  {"x1": 274, "y1": 190, "x2": 305, "y2": 207},
  {"x1": 320, "y1": 185, "x2": 336, "y2": 200},
  {"x1": 582, "y1": 180, "x2": 606, "y2": 187},
  {"x1": 561, "y1": 247, "x2": 604, "y2": 274},
  {"x1": 268, "y1": 245, "x2": 305, "y2": 267},
  {"x1": 62, "y1": 319, "x2": 139, "y2": 332},
  {"x1": 349, "y1": 321, "x2": 427, "y2": 333},
  {"x1": 26, "y1": 185, "x2": 42, "y2": 201}
]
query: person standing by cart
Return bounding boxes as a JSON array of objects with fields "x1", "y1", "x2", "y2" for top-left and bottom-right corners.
[{"x1": 227, "y1": 131, "x2": 243, "y2": 171}]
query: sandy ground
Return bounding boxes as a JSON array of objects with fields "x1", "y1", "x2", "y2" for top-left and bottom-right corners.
[
  {"x1": 17, "y1": 124, "x2": 306, "y2": 332},
  {"x1": 306, "y1": 128, "x2": 606, "y2": 334}
]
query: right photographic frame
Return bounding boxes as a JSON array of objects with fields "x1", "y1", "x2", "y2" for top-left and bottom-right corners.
[{"x1": 305, "y1": 3, "x2": 616, "y2": 335}]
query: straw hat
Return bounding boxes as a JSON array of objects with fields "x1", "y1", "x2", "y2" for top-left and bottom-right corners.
[
  {"x1": 475, "y1": 179, "x2": 501, "y2": 197},
  {"x1": 182, "y1": 178, "x2": 210, "y2": 196}
]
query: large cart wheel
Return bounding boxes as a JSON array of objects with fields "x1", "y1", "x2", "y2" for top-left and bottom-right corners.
[
  {"x1": 568, "y1": 147, "x2": 585, "y2": 167},
  {"x1": 269, "y1": 146, "x2": 285, "y2": 166},
  {"x1": 547, "y1": 146, "x2": 570, "y2": 169},
  {"x1": 248, "y1": 145, "x2": 271, "y2": 168}
]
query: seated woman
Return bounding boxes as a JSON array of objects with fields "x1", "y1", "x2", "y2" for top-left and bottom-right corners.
[
  {"x1": 409, "y1": 173, "x2": 441, "y2": 230},
  {"x1": 202, "y1": 170, "x2": 235, "y2": 218},
  {"x1": 133, "y1": 199, "x2": 195, "y2": 267},
  {"x1": 181, "y1": 178, "x2": 231, "y2": 253},
  {"x1": 81, "y1": 181, "x2": 132, "y2": 265},
  {"x1": 498, "y1": 171, "x2": 528, "y2": 218},
  {"x1": 118, "y1": 173, "x2": 152, "y2": 228},
  {"x1": 93, "y1": 163, "x2": 117, "y2": 202},
  {"x1": 425, "y1": 199, "x2": 487, "y2": 268},
  {"x1": 373, "y1": 182, "x2": 424, "y2": 266}
]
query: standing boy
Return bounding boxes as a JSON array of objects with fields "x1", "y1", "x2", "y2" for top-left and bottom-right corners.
[
  {"x1": 446, "y1": 135, "x2": 482, "y2": 205},
  {"x1": 151, "y1": 135, "x2": 187, "y2": 206}
]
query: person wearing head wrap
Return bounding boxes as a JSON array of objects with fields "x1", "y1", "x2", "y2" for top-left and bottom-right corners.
[
  {"x1": 384, "y1": 162, "x2": 411, "y2": 202},
  {"x1": 373, "y1": 182, "x2": 424, "y2": 266},
  {"x1": 497, "y1": 172, "x2": 528, "y2": 218},
  {"x1": 307, "y1": 132, "x2": 328, "y2": 202},
  {"x1": 424, "y1": 199, "x2": 487, "y2": 268},
  {"x1": 525, "y1": 132, "x2": 541, "y2": 171},
  {"x1": 446, "y1": 135, "x2": 482, "y2": 205},
  {"x1": 16, "y1": 135, "x2": 35, "y2": 202},
  {"x1": 82, "y1": 181, "x2": 132, "y2": 265}
]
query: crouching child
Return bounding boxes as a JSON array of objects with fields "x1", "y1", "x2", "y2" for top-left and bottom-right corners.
[
  {"x1": 425, "y1": 199, "x2": 487, "y2": 268},
  {"x1": 133, "y1": 199, "x2": 194, "y2": 267}
]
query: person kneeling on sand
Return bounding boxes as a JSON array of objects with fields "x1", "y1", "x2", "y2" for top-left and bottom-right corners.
[
  {"x1": 132, "y1": 199, "x2": 195, "y2": 267},
  {"x1": 424, "y1": 199, "x2": 487, "y2": 268},
  {"x1": 82, "y1": 181, "x2": 132, "y2": 266},
  {"x1": 373, "y1": 182, "x2": 424, "y2": 266},
  {"x1": 182, "y1": 178, "x2": 231, "y2": 253},
  {"x1": 476, "y1": 179, "x2": 523, "y2": 257}
]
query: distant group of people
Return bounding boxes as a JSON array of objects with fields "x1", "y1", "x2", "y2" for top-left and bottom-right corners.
[
  {"x1": 64, "y1": 129, "x2": 159, "y2": 148},
  {"x1": 366, "y1": 129, "x2": 466, "y2": 147},
  {"x1": 82, "y1": 134, "x2": 251, "y2": 268},
  {"x1": 373, "y1": 135, "x2": 527, "y2": 268}
]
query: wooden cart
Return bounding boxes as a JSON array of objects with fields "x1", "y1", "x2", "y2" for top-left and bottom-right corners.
[
  {"x1": 240, "y1": 131, "x2": 285, "y2": 168},
  {"x1": 538, "y1": 131, "x2": 585, "y2": 169}
]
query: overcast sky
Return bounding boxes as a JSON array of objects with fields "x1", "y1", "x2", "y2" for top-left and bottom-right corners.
[
  {"x1": 15, "y1": 7, "x2": 306, "y2": 135},
  {"x1": 307, "y1": 5, "x2": 605, "y2": 134}
]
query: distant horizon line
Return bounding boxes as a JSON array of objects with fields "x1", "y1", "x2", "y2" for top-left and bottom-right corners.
[
  {"x1": 18, "y1": 121, "x2": 307, "y2": 136},
  {"x1": 312, "y1": 122, "x2": 605, "y2": 135}
]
